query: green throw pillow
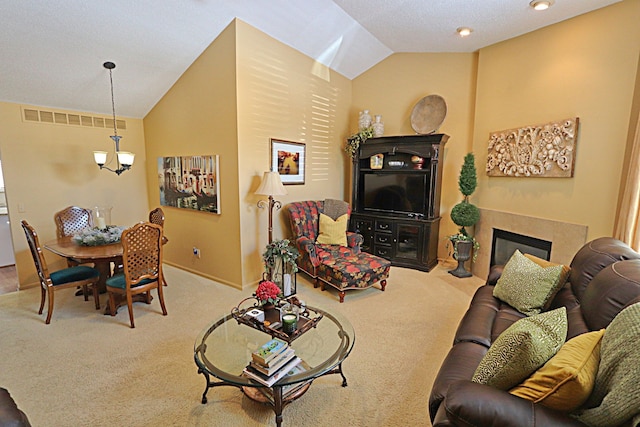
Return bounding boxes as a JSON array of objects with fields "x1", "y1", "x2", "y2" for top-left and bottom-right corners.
[
  {"x1": 493, "y1": 250, "x2": 566, "y2": 316},
  {"x1": 472, "y1": 307, "x2": 567, "y2": 390},
  {"x1": 573, "y1": 302, "x2": 640, "y2": 426}
]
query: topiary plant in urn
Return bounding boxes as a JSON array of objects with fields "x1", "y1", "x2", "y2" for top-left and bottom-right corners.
[{"x1": 448, "y1": 152, "x2": 480, "y2": 278}]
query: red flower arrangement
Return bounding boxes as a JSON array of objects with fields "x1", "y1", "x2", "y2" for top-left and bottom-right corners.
[{"x1": 255, "y1": 280, "x2": 281, "y2": 305}]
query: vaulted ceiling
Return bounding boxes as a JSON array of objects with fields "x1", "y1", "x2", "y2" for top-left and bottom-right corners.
[{"x1": 0, "y1": 0, "x2": 620, "y2": 118}]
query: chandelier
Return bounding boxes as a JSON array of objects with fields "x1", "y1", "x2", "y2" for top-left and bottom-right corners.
[{"x1": 93, "y1": 61, "x2": 134, "y2": 175}]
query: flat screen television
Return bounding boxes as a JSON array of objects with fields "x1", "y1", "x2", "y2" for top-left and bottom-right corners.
[{"x1": 361, "y1": 172, "x2": 429, "y2": 217}]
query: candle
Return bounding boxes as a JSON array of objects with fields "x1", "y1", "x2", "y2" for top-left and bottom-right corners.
[
  {"x1": 96, "y1": 217, "x2": 106, "y2": 229},
  {"x1": 282, "y1": 313, "x2": 297, "y2": 334}
]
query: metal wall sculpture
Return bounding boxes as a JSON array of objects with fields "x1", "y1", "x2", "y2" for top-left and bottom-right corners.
[
  {"x1": 158, "y1": 155, "x2": 220, "y2": 214},
  {"x1": 486, "y1": 117, "x2": 578, "y2": 178}
]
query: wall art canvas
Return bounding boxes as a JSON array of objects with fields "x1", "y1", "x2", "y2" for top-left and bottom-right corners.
[
  {"x1": 158, "y1": 155, "x2": 220, "y2": 214},
  {"x1": 271, "y1": 139, "x2": 305, "y2": 185},
  {"x1": 486, "y1": 117, "x2": 579, "y2": 178}
]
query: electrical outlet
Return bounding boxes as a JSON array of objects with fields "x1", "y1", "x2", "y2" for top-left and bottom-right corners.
[{"x1": 193, "y1": 247, "x2": 201, "y2": 258}]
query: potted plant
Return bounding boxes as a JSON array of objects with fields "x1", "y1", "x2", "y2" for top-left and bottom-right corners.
[
  {"x1": 262, "y1": 239, "x2": 299, "y2": 297},
  {"x1": 448, "y1": 152, "x2": 480, "y2": 278},
  {"x1": 345, "y1": 126, "x2": 374, "y2": 159}
]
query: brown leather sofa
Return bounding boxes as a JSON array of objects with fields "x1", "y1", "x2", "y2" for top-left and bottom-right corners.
[
  {"x1": 0, "y1": 388, "x2": 30, "y2": 427},
  {"x1": 429, "y1": 237, "x2": 640, "y2": 427}
]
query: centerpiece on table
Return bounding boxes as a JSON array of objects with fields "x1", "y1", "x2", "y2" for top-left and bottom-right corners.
[
  {"x1": 254, "y1": 280, "x2": 282, "y2": 313},
  {"x1": 72, "y1": 225, "x2": 125, "y2": 246}
]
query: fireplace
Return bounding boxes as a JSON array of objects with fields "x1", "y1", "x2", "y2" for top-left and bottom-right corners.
[{"x1": 491, "y1": 229, "x2": 552, "y2": 267}]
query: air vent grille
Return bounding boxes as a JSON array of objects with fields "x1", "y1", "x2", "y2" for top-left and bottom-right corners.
[{"x1": 22, "y1": 107, "x2": 127, "y2": 130}]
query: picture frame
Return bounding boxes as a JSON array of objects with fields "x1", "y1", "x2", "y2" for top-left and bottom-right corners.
[
  {"x1": 271, "y1": 139, "x2": 305, "y2": 185},
  {"x1": 157, "y1": 155, "x2": 220, "y2": 214}
]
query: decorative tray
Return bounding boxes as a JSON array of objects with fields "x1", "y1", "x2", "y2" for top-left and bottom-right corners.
[{"x1": 231, "y1": 296, "x2": 323, "y2": 344}]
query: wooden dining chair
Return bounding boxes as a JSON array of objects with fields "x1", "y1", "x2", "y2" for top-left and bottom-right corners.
[
  {"x1": 106, "y1": 222, "x2": 167, "y2": 328},
  {"x1": 21, "y1": 220, "x2": 101, "y2": 324},
  {"x1": 54, "y1": 206, "x2": 94, "y2": 267},
  {"x1": 149, "y1": 207, "x2": 168, "y2": 286}
]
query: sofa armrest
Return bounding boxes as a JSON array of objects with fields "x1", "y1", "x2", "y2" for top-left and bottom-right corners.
[
  {"x1": 295, "y1": 236, "x2": 320, "y2": 267},
  {"x1": 0, "y1": 388, "x2": 31, "y2": 427},
  {"x1": 439, "y1": 381, "x2": 587, "y2": 427},
  {"x1": 346, "y1": 232, "x2": 362, "y2": 252},
  {"x1": 487, "y1": 264, "x2": 504, "y2": 285}
]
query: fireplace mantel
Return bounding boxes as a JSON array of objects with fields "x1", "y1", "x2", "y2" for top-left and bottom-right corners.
[{"x1": 472, "y1": 209, "x2": 588, "y2": 279}]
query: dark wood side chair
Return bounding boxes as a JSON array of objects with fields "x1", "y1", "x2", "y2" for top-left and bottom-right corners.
[
  {"x1": 149, "y1": 207, "x2": 168, "y2": 286},
  {"x1": 21, "y1": 220, "x2": 101, "y2": 324},
  {"x1": 54, "y1": 206, "x2": 94, "y2": 267},
  {"x1": 106, "y1": 222, "x2": 167, "y2": 328}
]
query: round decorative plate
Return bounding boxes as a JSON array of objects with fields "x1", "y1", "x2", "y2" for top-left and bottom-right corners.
[{"x1": 410, "y1": 94, "x2": 447, "y2": 134}]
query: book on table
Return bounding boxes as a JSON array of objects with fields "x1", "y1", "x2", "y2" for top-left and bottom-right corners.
[
  {"x1": 250, "y1": 348, "x2": 296, "y2": 376},
  {"x1": 251, "y1": 338, "x2": 289, "y2": 365},
  {"x1": 254, "y1": 360, "x2": 311, "y2": 401},
  {"x1": 243, "y1": 356, "x2": 302, "y2": 387}
]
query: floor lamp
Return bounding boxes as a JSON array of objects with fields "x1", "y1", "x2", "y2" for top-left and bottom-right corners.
[{"x1": 255, "y1": 171, "x2": 287, "y2": 244}]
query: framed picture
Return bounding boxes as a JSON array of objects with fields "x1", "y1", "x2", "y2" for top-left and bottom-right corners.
[
  {"x1": 157, "y1": 155, "x2": 220, "y2": 214},
  {"x1": 271, "y1": 139, "x2": 305, "y2": 185}
]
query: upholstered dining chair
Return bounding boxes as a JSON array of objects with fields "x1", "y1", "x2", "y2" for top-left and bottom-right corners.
[
  {"x1": 149, "y1": 207, "x2": 168, "y2": 286},
  {"x1": 21, "y1": 220, "x2": 101, "y2": 324},
  {"x1": 54, "y1": 206, "x2": 94, "y2": 267},
  {"x1": 106, "y1": 222, "x2": 167, "y2": 328}
]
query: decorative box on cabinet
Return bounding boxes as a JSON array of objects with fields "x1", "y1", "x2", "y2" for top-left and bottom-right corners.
[{"x1": 349, "y1": 134, "x2": 448, "y2": 272}]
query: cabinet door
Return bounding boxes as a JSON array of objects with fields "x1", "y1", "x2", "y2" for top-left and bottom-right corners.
[
  {"x1": 394, "y1": 223, "x2": 423, "y2": 261},
  {"x1": 353, "y1": 217, "x2": 373, "y2": 252}
]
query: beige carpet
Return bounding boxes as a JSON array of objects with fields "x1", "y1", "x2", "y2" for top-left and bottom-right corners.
[{"x1": 0, "y1": 262, "x2": 483, "y2": 427}]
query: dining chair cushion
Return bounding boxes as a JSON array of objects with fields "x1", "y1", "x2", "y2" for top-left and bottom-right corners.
[
  {"x1": 106, "y1": 273, "x2": 156, "y2": 290},
  {"x1": 49, "y1": 266, "x2": 100, "y2": 286}
]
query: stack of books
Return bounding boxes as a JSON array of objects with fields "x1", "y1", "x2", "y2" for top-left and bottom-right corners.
[{"x1": 242, "y1": 338, "x2": 302, "y2": 387}]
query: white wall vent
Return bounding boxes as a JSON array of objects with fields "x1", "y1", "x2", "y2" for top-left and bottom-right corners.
[{"x1": 21, "y1": 107, "x2": 127, "y2": 130}]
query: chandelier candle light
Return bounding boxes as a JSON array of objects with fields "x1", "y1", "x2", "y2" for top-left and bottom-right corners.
[
  {"x1": 93, "y1": 61, "x2": 135, "y2": 175},
  {"x1": 255, "y1": 171, "x2": 287, "y2": 244}
]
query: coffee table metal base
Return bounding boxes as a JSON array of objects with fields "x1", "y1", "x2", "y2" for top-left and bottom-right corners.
[{"x1": 197, "y1": 363, "x2": 348, "y2": 427}]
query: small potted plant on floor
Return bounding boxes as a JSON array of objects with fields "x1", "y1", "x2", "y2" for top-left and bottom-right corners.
[{"x1": 448, "y1": 153, "x2": 480, "y2": 278}]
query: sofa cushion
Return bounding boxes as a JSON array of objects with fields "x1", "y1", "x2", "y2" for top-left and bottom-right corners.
[
  {"x1": 472, "y1": 307, "x2": 567, "y2": 390},
  {"x1": 573, "y1": 302, "x2": 640, "y2": 427},
  {"x1": 509, "y1": 329, "x2": 604, "y2": 412},
  {"x1": 316, "y1": 213, "x2": 348, "y2": 246},
  {"x1": 493, "y1": 250, "x2": 566, "y2": 316}
]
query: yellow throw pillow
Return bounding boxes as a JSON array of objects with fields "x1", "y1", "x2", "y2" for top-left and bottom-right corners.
[
  {"x1": 509, "y1": 329, "x2": 604, "y2": 412},
  {"x1": 316, "y1": 213, "x2": 348, "y2": 246}
]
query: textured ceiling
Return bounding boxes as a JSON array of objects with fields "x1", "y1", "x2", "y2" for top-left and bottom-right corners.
[{"x1": 0, "y1": 0, "x2": 621, "y2": 118}]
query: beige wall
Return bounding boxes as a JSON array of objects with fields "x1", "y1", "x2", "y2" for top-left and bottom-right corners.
[
  {"x1": 235, "y1": 20, "x2": 352, "y2": 285},
  {"x1": 351, "y1": 53, "x2": 478, "y2": 258},
  {"x1": 144, "y1": 21, "x2": 243, "y2": 288},
  {"x1": 144, "y1": 20, "x2": 352, "y2": 289},
  {"x1": 0, "y1": 102, "x2": 149, "y2": 288},
  {"x1": 473, "y1": 1, "x2": 640, "y2": 242}
]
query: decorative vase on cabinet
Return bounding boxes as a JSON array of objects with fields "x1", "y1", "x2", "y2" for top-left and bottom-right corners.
[
  {"x1": 372, "y1": 115, "x2": 384, "y2": 137},
  {"x1": 359, "y1": 110, "x2": 372, "y2": 130}
]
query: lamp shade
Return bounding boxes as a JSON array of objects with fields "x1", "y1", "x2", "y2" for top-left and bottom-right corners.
[
  {"x1": 117, "y1": 151, "x2": 135, "y2": 166},
  {"x1": 94, "y1": 151, "x2": 108, "y2": 166},
  {"x1": 255, "y1": 171, "x2": 287, "y2": 196}
]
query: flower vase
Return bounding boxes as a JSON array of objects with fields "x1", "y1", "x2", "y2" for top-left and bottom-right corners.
[
  {"x1": 372, "y1": 115, "x2": 384, "y2": 137},
  {"x1": 448, "y1": 240, "x2": 473, "y2": 278},
  {"x1": 359, "y1": 110, "x2": 372, "y2": 130}
]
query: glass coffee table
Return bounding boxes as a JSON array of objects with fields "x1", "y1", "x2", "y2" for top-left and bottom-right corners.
[{"x1": 194, "y1": 304, "x2": 354, "y2": 427}]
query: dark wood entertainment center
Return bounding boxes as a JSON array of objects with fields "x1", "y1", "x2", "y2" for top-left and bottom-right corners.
[{"x1": 349, "y1": 134, "x2": 448, "y2": 272}]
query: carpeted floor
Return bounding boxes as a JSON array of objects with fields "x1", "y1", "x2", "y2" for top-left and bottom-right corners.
[{"x1": 0, "y1": 262, "x2": 483, "y2": 427}]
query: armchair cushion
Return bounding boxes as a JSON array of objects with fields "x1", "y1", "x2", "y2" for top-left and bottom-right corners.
[
  {"x1": 316, "y1": 213, "x2": 348, "y2": 246},
  {"x1": 510, "y1": 329, "x2": 604, "y2": 412},
  {"x1": 493, "y1": 250, "x2": 567, "y2": 316},
  {"x1": 472, "y1": 307, "x2": 567, "y2": 390}
]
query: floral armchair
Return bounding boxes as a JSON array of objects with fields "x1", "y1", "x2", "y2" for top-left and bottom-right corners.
[{"x1": 286, "y1": 200, "x2": 362, "y2": 278}]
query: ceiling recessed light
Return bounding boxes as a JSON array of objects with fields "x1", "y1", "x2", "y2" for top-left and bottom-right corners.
[
  {"x1": 530, "y1": 0, "x2": 554, "y2": 11},
  {"x1": 457, "y1": 27, "x2": 473, "y2": 37}
]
